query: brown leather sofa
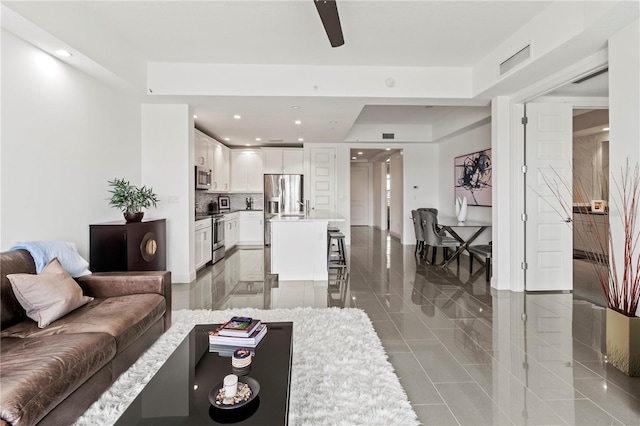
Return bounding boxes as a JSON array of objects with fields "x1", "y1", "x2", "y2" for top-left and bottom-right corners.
[{"x1": 0, "y1": 249, "x2": 172, "y2": 426}]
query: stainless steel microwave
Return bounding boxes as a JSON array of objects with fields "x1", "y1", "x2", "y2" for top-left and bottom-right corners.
[{"x1": 195, "y1": 166, "x2": 211, "y2": 190}]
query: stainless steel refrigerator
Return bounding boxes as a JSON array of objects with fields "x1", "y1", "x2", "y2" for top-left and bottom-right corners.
[{"x1": 264, "y1": 174, "x2": 303, "y2": 245}]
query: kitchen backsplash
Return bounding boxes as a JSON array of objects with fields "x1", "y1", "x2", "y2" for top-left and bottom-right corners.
[{"x1": 196, "y1": 192, "x2": 264, "y2": 214}]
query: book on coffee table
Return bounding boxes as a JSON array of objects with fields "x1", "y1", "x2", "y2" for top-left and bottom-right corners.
[
  {"x1": 209, "y1": 323, "x2": 267, "y2": 348},
  {"x1": 218, "y1": 316, "x2": 261, "y2": 337}
]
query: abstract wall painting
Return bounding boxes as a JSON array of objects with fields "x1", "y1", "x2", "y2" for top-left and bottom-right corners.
[{"x1": 454, "y1": 149, "x2": 492, "y2": 207}]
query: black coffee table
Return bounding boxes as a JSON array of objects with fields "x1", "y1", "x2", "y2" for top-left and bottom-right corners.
[{"x1": 115, "y1": 322, "x2": 293, "y2": 425}]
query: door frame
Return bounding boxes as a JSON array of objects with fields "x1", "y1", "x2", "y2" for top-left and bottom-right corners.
[{"x1": 496, "y1": 52, "x2": 608, "y2": 292}]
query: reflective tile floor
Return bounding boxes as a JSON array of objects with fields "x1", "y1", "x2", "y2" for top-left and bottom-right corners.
[{"x1": 174, "y1": 227, "x2": 640, "y2": 425}]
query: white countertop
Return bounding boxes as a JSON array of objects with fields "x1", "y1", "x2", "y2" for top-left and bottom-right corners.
[{"x1": 268, "y1": 212, "x2": 346, "y2": 222}]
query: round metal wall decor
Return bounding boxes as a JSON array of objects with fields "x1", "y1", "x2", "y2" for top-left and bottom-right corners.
[{"x1": 140, "y1": 232, "x2": 158, "y2": 262}]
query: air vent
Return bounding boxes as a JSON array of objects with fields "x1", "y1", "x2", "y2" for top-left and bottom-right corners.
[
  {"x1": 499, "y1": 44, "x2": 531, "y2": 76},
  {"x1": 382, "y1": 133, "x2": 395, "y2": 140},
  {"x1": 573, "y1": 68, "x2": 608, "y2": 84},
  {"x1": 268, "y1": 139, "x2": 284, "y2": 143}
]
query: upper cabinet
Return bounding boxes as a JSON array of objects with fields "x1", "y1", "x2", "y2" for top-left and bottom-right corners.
[
  {"x1": 211, "y1": 141, "x2": 230, "y2": 192},
  {"x1": 230, "y1": 149, "x2": 263, "y2": 193},
  {"x1": 194, "y1": 132, "x2": 212, "y2": 169},
  {"x1": 195, "y1": 129, "x2": 229, "y2": 192},
  {"x1": 262, "y1": 148, "x2": 303, "y2": 174}
]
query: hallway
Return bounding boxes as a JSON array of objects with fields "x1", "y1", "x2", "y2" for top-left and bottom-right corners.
[{"x1": 174, "y1": 226, "x2": 640, "y2": 425}]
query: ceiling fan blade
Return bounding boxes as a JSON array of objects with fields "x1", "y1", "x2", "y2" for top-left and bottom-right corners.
[{"x1": 313, "y1": 0, "x2": 344, "y2": 48}]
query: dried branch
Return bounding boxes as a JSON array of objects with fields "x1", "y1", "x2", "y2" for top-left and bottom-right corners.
[{"x1": 541, "y1": 160, "x2": 640, "y2": 316}]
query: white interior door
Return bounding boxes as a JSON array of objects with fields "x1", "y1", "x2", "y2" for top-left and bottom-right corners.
[
  {"x1": 525, "y1": 102, "x2": 573, "y2": 291},
  {"x1": 350, "y1": 164, "x2": 370, "y2": 226},
  {"x1": 310, "y1": 147, "x2": 336, "y2": 214}
]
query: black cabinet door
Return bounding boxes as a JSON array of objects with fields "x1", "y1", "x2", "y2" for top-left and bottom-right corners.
[{"x1": 90, "y1": 219, "x2": 166, "y2": 272}]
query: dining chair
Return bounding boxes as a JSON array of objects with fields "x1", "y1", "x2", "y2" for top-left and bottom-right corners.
[
  {"x1": 411, "y1": 210, "x2": 425, "y2": 256},
  {"x1": 421, "y1": 209, "x2": 460, "y2": 266},
  {"x1": 417, "y1": 208, "x2": 447, "y2": 263},
  {"x1": 469, "y1": 242, "x2": 492, "y2": 282}
]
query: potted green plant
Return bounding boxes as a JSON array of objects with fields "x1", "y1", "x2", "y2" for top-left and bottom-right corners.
[
  {"x1": 543, "y1": 162, "x2": 640, "y2": 376},
  {"x1": 108, "y1": 178, "x2": 159, "y2": 223}
]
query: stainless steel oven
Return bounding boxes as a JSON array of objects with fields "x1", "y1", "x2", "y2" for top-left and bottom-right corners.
[
  {"x1": 195, "y1": 166, "x2": 212, "y2": 190},
  {"x1": 212, "y1": 215, "x2": 225, "y2": 264}
]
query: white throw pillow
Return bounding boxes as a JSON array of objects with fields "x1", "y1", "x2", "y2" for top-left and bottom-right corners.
[{"x1": 8, "y1": 258, "x2": 93, "y2": 328}]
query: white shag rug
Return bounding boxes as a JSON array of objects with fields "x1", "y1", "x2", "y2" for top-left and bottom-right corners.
[{"x1": 75, "y1": 307, "x2": 418, "y2": 426}]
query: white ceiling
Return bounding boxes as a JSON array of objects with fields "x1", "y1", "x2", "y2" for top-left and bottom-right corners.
[
  {"x1": 3, "y1": 0, "x2": 616, "y2": 147},
  {"x1": 10, "y1": 1, "x2": 550, "y2": 67},
  {"x1": 350, "y1": 148, "x2": 400, "y2": 162}
]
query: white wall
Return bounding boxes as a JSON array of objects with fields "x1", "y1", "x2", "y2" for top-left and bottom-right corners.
[
  {"x1": 437, "y1": 122, "x2": 492, "y2": 245},
  {"x1": 372, "y1": 161, "x2": 383, "y2": 229},
  {"x1": 608, "y1": 18, "x2": 640, "y2": 316},
  {"x1": 141, "y1": 104, "x2": 193, "y2": 284},
  {"x1": 389, "y1": 153, "x2": 403, "y2": 240},
  {"x1": 1, "y1": 30, "x2": 140, "y2": 257},
  {"x1": 402, "y1": 144, "x2": 440, "y2": 244}
]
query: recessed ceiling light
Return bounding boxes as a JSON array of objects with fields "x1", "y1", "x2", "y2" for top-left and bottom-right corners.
[
  {"x1": 298, "y1": 138, "x2": 304, "y2": 142},
  {"x1": 54, "y1": 49, "x2": 72, "y2": 57},
  {"x1": 246, "y1": 144, "x2": 251, "y2": 146},
  {"x1": 295, "y1": 120, "x2": 302, "y2": 125},
  {"x1": 255, "y1": 138, "x2": 261, "y2": 141},
  {"x1": 386, "y1": 148, "x2": 391, "y2": 151},
  {"x1": 193, "y1": 115, "x2": 197, "y2": 119},
  {"x1": 386, "y1": 159, "x2": 390, "y2": 162},
  {"x1": 291, "y1": 106, "x2": 300, "y2": 110},
  {"x1": 358, "y1": 152, "x2": 363, "y2": 155},
  {"x1": 234, "y1": 115, "x2": 241, "y2": 120},
  {"x1": 352, "y1": 157, "x2": 356, "y2": 160},
  {"x1": 603, "y1": 127, "x2": 610, "y2": 131},
  {"x1": 224, "y1": 137, "x2": 230, "y2": 141}
]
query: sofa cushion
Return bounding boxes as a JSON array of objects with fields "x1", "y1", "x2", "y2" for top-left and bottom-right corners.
[
  {"x1": 8, "y1": 258, "x2": 94, "y2": 328},
  {"x1": 1, "y1": 250, "x2": 36, "y2": 330},
  {"x1": 1, "y1": 294, "x2": 166, "y2": 353},
  {"x1": 0, "y1": 333, "x2": 116, "y2": 426}
]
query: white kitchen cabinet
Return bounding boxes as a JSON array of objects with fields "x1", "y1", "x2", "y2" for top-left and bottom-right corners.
[
  {"x1": 194, "y1": 218, "x2": 212, "y2": 270},
  {"x1": 195, "y1": 129, "x2": 229, "y2": 192},
  {"x1": 211, "y1": 140, "x2": 230, "y2": 192},
  {"x1": 262, "y1": 148, "x2": 303, "y2": 174},
  {"x1": 224, "y1": 212, "x2": 239, "y2": 250},
  {"x1": 230, "y1": 150, "x2": 263, "y2": 192},
  {"x1": 194, "y1": 132, "x2": 212, "y2": 169},
  {"x1": 238, "y1": 211, "x2": 264, "y2": 245}
]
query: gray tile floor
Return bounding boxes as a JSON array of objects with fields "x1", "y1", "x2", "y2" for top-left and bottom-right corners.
[{"x1": 173, "y1": 227, "x2": 640, "y2": 425}]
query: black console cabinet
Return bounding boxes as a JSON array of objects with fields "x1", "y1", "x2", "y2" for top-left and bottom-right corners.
[{"x1": 90, "y1": 219, "x2": 166, "y2": 272}]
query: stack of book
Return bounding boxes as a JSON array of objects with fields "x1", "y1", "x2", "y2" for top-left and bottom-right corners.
[{"x1": 208, "y1": 316, "x2": 267, "y2": 351}]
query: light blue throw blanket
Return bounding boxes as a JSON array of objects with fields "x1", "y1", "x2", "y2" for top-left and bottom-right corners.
[{"x1": 10, "y1": 241, "x2": 91, "y2": 278}]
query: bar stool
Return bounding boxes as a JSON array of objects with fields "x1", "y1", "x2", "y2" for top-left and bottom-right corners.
[{"x1": 327, "y1": 231, "x2": 347, "y2": 268}]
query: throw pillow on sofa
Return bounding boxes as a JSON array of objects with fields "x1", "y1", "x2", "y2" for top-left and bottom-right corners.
[
  {"x1": 10, "y1": 240, "x2": 92, "y2": 277},
  {"x1": 7, "y1": 258, "x2": 94, "y2": 328}
]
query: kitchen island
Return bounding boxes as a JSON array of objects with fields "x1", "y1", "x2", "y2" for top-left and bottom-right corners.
[{"x1": 269, "y1": 212, "x2": 345, "y2": 281}]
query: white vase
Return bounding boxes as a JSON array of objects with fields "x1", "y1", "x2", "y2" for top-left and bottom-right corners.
[{"x1": 456, "y1": 197, "x2": 468, "y2": 222}]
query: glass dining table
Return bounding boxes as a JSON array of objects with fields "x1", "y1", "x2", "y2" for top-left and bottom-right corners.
[{"x1": 436, "y1": 216, "x2": 492, "y2": 268}]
